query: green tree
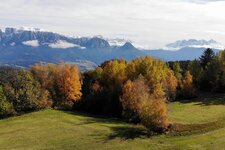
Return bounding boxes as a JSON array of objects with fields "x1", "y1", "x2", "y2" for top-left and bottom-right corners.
[
  {"x1": 0, "y1": 85, "x2": 14, "y2": 117},
  {"x1": 172, "y1": 62, "x2": 183, "y2": 81},
  {"x1": 3, "y1": 70, "x2": 50, "y2": 112},
  {"x1": 188, "y1": 60, "x2": 203, "y2": 86},
  {"x1": 204, "y1": 52, "x2": 225, "y2": 92},
  {"x1": 199, "y1": 48, "x2": 215, "y2": 70},
  {"x1": 216, "y1": 50, "x2": 225, "y2": 91}
]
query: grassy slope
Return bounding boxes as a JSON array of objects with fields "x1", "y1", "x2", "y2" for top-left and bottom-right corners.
[
  {"x1": 169, "y1": 95, "x2": 225, "y2": 124},
  {"x1": 0, "y1": 95, "x2": 225, "y2": 150}
]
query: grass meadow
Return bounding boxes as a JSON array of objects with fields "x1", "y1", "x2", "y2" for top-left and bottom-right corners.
[{"x1": 1, "y1": 95, "x2": 225, "y2": 150}]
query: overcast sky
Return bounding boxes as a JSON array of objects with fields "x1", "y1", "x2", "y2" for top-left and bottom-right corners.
[{"x1": 0, "y1": 0, "x2": 225, "y2": 49}]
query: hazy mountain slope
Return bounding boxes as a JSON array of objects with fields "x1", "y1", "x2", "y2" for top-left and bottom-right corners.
[{"x1": 0, "y1": 27, "x2": 223, "y2": 70}]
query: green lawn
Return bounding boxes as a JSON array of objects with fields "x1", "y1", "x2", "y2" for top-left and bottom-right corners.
[
  {"x1": 169, "y1": 95, "x2": 225, "y2": 124},
  {"x1": 0, "y1": 95, "x2": 225, "y2": 150}
]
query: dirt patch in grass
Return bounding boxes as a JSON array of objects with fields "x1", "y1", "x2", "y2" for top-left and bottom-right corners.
[{"x1": 170, "y1": 118, "x2": 225, "y2": 136}]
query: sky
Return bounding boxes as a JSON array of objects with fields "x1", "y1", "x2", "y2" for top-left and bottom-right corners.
[{"x1": 0, "y1": 0, "x2": 225, "y2": 49}]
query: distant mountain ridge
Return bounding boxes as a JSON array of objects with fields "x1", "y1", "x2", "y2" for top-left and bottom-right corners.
[
  {"x1": 165, "y1": 39, "x2": 224, "y2": 50},
  {"x1": 0, "y1": 27, "x2": 111, "y2": 49},
  {"x1": 0, "y1": 27, "x2": 223, "y2": 70}
]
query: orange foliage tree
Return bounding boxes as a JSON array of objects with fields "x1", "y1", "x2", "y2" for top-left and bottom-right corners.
[
  {"x1": 180, "y1": 71, "x2": 196, "y2": 98},
  {"x1": 121, "y1": 76, "x2": 170, "y2": 132},
  {"x1": 55, "y1": 63, "x2": 82, "y2": 107},
  {"x1": 164, "y1": 70, "x2": 178, "y2": 100},
  {"x1": 31, "y1": 63, "x2": 82, "y2": 109}
]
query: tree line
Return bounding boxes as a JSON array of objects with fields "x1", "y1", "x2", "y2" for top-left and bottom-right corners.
[{"x1": 0, "y1": 49, "x2": 224, "y2": 133}]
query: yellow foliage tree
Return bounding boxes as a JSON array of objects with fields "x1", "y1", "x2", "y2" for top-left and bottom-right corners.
[
  {"x1": 164, "y1": 70, "x2": 178, "y2": 100},
  {"x1": 56, "y1": 63, "x2": 82, "y2": 102},
  {"x1": 31, "y1": 63, "x2": 57, "y2": 92},
  {"x1": 121, "y1": 76, "x2": 170, "y2": 131},
  {"x1": 180, "y1": 71, "x2": 196, "y2": 98},
  {"x1": 138, "y1": 96, "x2": 169, "y2": 132},
  {"x1": 121, "y1": 76, "x2": 149, "y2": 122}
]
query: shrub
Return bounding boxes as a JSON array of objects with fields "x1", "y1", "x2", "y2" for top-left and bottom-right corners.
[
  {"x1": 121, "y1": 76, "x2": 148, "y2": 123},
  {"x1": 4, "y1": 70, "x2": 50, "y2": 112},
  {"x1": 0, "y1": 67, "x2": 51, "y2": 114},
  {"x1": 121, "y1": 76, "x2": 170, "y2": 132},
  {"x1": 138, "y1": 97, "x2": 169, "y2": 132},
  {"x1": 0, "y1": 85, "x2": 14, "y2": 117}
]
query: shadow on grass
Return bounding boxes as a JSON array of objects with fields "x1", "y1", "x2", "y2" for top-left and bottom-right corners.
[
  {"x1": 176, "y1": 93, "x2": 225, "y2": 106},
  {"x1": 63, "y1": 111, "x2": 124, "y2": 125},
  {"x1": 63, "y1": 111, "x2": 155, "y2": 140},
  {"x1": 59, "y1": 110, "x2": 225, "y2": 139},
  {"x1": 106, "y1": 126, "x2": 154, "y2": 140}
]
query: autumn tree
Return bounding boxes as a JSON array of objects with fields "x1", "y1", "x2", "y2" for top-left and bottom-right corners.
[
  {"x1": 31, "y1": 64, "x2": 56, "y2": 90},
  {"x1": 81, "y1": 57, "x2": 176, "y2": 131},
  {"x1": 121, "y1": 76, "x2": 170, "y2": 132},
  {"x1": 138, "y1": 96, "x2": 169, "y2": 132},
  {"x1": 55, "y1": 63, "x2": 82, "y2": 109},
  {"x1": 126, "y1": 56, "x2": 177, "y2": 98},
  {"x1": 31, "y1": 63, "x2": 82, "y2": 109},
  {"x1": 180, "y1": 71, "x2": 196, "y2": 98},
  {"x1": 82, "y1": 59, "x2": 127, "y2": 116},
  {"x1": 81, "y1": 68, "x2": 106, "y2": 114},
  {"x1": 121, "y1": 76, "x2": 148, "y2": 123},
  {"x1": 164, "y1": 70, "x2": 178, "y2": 100}
]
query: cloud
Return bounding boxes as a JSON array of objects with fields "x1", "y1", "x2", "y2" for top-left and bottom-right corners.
[
  {"x1": 1, "y1": 0, "x2": 225, "y2": 49},
  {"x1": 184, "y1": 0, "x2": 225, "y2": 4},
  {"x1": 49, "y1": 40, "x2": 85, "y2": 49},
  {"x1": 22, "y1": 40, "x2": 39, "y2": 47}
]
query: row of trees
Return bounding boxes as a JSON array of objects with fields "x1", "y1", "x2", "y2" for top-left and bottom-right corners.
[
  {"x1": 81, "y1": 49, "x2": 225, "y2": 131},
  {"x1": 171, "y1": 48, "x2": 225, "y2": 99},
  {"x1": 0, "y1": 49, "x2": 224, "y2": 132},
  {"x1": 190, "y1": 48, "x2": 225, "y2": 92},
  {"x1": 81, "y1": 57, "x2": 178, "y2": 132},
  {"x1": 0, "y1": 63, "x2": 82, "y2": 117}
]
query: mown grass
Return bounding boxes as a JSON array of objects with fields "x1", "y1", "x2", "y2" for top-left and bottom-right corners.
[
  {"x1": 0, "y1": 95, "x2": 225, "y2": 150},
  {"x1": 169, "y1": 94, "x2": 225, "y2": 124}
]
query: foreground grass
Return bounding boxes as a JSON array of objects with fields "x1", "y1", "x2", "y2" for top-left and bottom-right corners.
[
  {"x1": 169, "y1": 94, "x2": 225, "y2": 124},
  {"x1": 1, "y1": 107, "x2": 225, "y2": 150}
]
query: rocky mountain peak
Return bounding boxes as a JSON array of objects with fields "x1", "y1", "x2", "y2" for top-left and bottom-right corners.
[
  {"x1": 121, "y1": 42, "x2": 136, "y2": 49},
  {"x1": 86, "y1": 37, "x2": 110, "y2": 49}
]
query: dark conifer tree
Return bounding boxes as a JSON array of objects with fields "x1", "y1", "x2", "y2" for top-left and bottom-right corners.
[{"x1": 199, "y1": 48, "x2": 215, "y2": 70}]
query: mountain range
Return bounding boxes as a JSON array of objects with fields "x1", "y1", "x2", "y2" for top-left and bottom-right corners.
[{"x1": 0, "y1": 27, "x2": 223, "y2": 70}]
